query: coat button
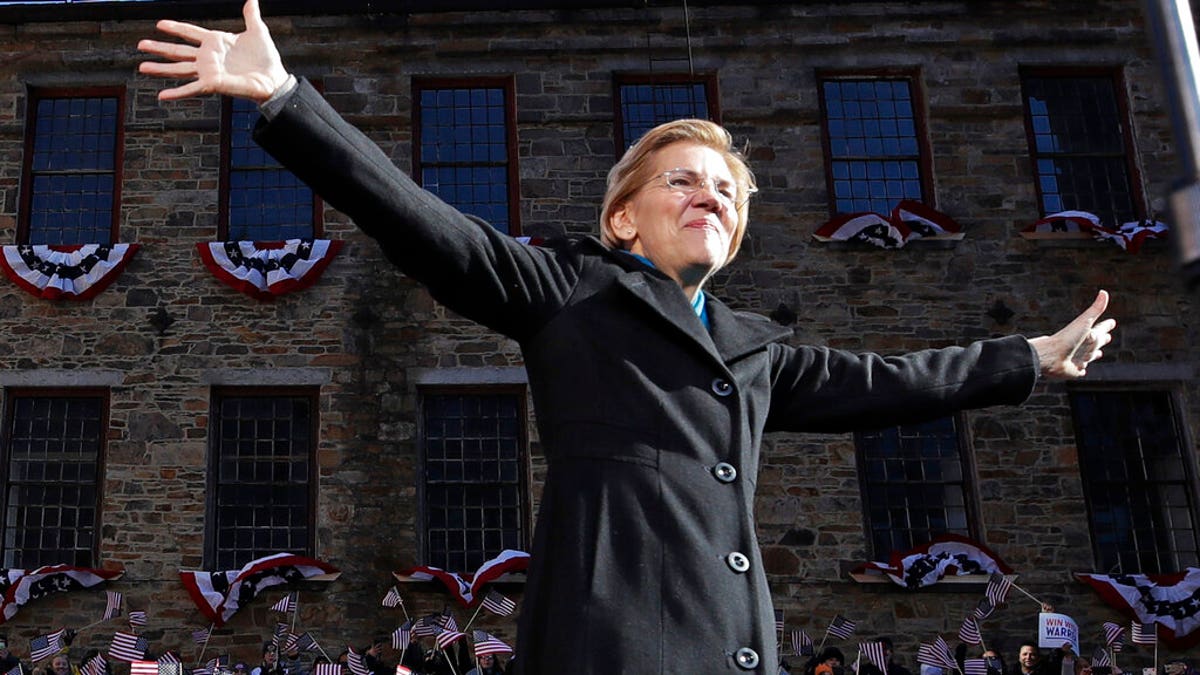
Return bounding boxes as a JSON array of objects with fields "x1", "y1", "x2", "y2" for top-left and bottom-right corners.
[
  {"x1": 735, "y1": 647, "x2": 759, "y2": 670},
  {"x1": 726, "y1": 551, "x2": 750, "y2": 573},
  {"x1": 712, "y1": 462, "x2": 737, "y2": 483},
  {"x1": 711, "y1": 378, "x2": 733, "y2": 396}
]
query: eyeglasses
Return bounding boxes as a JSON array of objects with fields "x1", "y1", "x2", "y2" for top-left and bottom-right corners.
[{"x1": 648, "y1": 168, "x2": 756, "y2": 209}]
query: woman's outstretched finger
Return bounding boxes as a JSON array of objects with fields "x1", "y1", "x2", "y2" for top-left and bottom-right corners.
[
  {"x1": 138, "y1": 60, "x2": 199, "y2": 79},
  {"x1": 153, "y1": 19, "x2": 215, "y2": 44},
  {"x1": 137, "y1": 39, "x2": 199, "y2": 62},
  {"x1": 158, "y1": 80, "x2": 210, "y2": 101}
]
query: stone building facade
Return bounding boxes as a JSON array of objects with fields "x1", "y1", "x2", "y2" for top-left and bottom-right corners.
[{"x1": 0, "y1": 0, "x2": 1196, "y2": 669}]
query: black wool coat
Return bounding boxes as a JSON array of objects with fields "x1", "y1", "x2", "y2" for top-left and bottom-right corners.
[{"x1": 255, "y1": 79, "x2": 1040, "y2": 675}]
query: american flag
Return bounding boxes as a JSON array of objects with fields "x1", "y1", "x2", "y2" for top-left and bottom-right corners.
[
  {"x1": 158, "y1": 654, "x2": 181, "y2": 666},
  {"x1": 481, "y1": 590, "x2": 516, "y2": 617},
  {"x1": 288, "y1": 632, "x2": 318, "y2": 654},
  {"x1": 381, "y1": 587, "x2": 404, "y2": 609},
  {"x1": 958, "y1": 616, "x2": 983, "y2": 645},
  {"x1": 825, "y1": 615, "x2": 856, "y2": 641},
  {"x1": 1091, "y1": 648, "x2": 1112, "y2": 668},
  {"x1": 191, "y1": 628, "x2": 211, "y2": 646},
  {"x1": 103, "y1": 591, "x2": 123, "y2": 620},
  {"x1": 985, "y1": 573, "x2": 1014, "y2": 606},
  {"x1": 972, "y1": 598, "x2": 996, "y2": 620},
  {"x1": 916, "y1": 637, "x2": 957, "y2": 671},
  {"x1": 81, "y1": 652, "x2": 107, "y2": 675},
  {"x1": 108, "y1": 632, "x2": 150, "y2": 662},
  {"x1": 411, "y1": 616, "x2": 439, "y2": 639},
  {"x1": 436, "y1": 612, "x2": 458, "y2": 633},
  {"x1": 130, "y1": 662, "x2": 160, "y2": 675},
  {"x1": 345, "y1": 649, "x2": 368, "y2": 675},
  {"x1": 1102, "y1": 621, "x2": 1125, "y2": 650},
  {"x1": 158, "y1": 665, "x2": 182, "y2": 675},
  {"x1": 791, "y1": 629, "x2": 814, "y2": 657},
  {"x1": 963, "y1": 659, "x2": 989, "y2": 675},
  {"x1": 271, "y1": 623, "x2": 290, "y2": 651},
  {"x1": 30, "y1": 629, "x2": 65, "y2": 662},
  {"x1": 128, "y1": 610, "x2": 148, "y2": 628},
  {"x1": 434, "y1": 629, "x2": 464, "y2": 651},
  {"x1": 314, "y1": 664, "x2": 342, "y2": 675},
  {"x1": 859, "y1": 642, "x2": 887, "y2": 673},
  {"x1": 392, "y1": 622, "x2": 412, "y2": 650},
  {"x1": 471, "y1": 631, "x2": 513, "y2": 658},
  {"x1": 270, "y1": 592, "x2": 297, "y2": 614},
  {"x1": 1131, "y1": 621, "x2": 1157, "y2": 645},
  {"x1": 775, "y1": 609, "x2": 785, "y2": 633},
  {"x1": 5, "y1": 666, "x2": 21, "y2": 675}
]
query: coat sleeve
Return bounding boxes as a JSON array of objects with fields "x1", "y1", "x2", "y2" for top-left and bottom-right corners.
[
  {"x1": 252, "y1": 78, "x2": 580, "y2": 341},
  {"x1": 764, "y1": 334, "x2": 1039, "y2": 433}
]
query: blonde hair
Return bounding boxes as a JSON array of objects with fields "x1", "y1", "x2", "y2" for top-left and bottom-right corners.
[{"x1": 599, "y1": 119, "x2": 755, "y2": 265}]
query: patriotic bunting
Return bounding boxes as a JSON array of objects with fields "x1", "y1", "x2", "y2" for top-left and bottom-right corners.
[
  {"x1": 196, "y1": 239, "x2": 344, "y2": 301},
  {"x1": 108, "y1": 632, "x2": 149, "y2": 662},
  {"x1": 1076, "y1": 568, "x2": 1200, "y2": 649},
  {"x1": 1022, "y1": 210, "x2": 1169, "y2": 254},
  {"x1": 30, "y1": 629, "x2": 65, "y2": 662},
  {"x1": 471, "y1": 630, "x2": 513, "y2": 658},
  {"x1": 851, "y1": 534, "x2": 1012, "y2": 589},
  {"x1": 0, "y1": 243, "x2": 140, "y2": 301},
  {"x1": 179, "y1": 552, "x2": 340, "y2": 626},
  {"x1": 814, "y1": 200, "x2": 962, "y2": 249},
  {"x1": 0, "y1": 564, "x2": 124, "y2": 623},
  {"x1": 394, "y1": 549, "x2": 530, "y2": 608}
]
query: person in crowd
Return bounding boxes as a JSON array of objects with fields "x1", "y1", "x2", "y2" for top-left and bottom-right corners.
[
  {"x1": 250, "y1": 644, "x2": 283, "y2": 675},
  {"x1": 137, "y1": 2, "x2": 1116, "y2": 670},
  {"x1": 278, "y1": 644, "x2": 310, "y2": 675},
  {"x1": 982, "y1": 648, "x2": 1006, "y2": 675},
  {"x1": 396, "y1": 635, "x2": 424, "y2": 675},
  {"x1": 363, "y1": 638, "x2": 391, "y2": 675},
  {"x1": 0, "y1": 636, "x2": 24, "y2": 675},
  {"x1": 807, "y1": 647, "x2": 846, "y2": 675},
  {"x1": 32, "y1": 654, "x2": 75, "y2": 675},
  {"x1": 859, "y1": 637, "x2": 913, "y2": 675},
  {"x1": 465, "y1": 653, "x2": 504, "y2": 675}
]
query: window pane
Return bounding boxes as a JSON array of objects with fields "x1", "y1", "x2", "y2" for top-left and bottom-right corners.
[
  {"x1": 423, "y1": 391, "x2": 525, "y2": 570},
  {"x1": 3, "y1": 394, "x2": 103, "y2": 568},
  {"x1": 416, "y1": 85, "x2": 512, "y2": 234},
  {"x1": 821, "y1": 78, "x2": 924, "y2": 215},
  {"x1": 618, "y1": 81, "x2": 710, "y2": 150},
  {"x1": 1022, "y1": 76, "x2": 1137, "y2": 227},
  {"x1": 856, "y1": 416, "x2": 971, "y2": 556},
  {"x1": 212, "y1": 392, "x2": 314, "y2": 570},
  {"x1": 1071, "y1": 390, "x2": 1199, "y2": 573},
  {"x1": 226, "y1": 98, "x2": 315, "y2": 240},
  {"x1": 27, "y1": 94, "x2": 119, "y2": 245}
]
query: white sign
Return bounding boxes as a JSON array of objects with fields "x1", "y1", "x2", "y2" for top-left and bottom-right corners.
[{"x1": 1038, "y1": 612, "x2": 1080, "y2": 655}]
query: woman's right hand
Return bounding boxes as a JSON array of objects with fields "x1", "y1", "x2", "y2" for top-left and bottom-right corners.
[{"x1": 137, "y1": 0, "x2": 289, "y2": 103}]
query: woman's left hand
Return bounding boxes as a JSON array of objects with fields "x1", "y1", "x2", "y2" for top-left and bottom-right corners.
[{"x1": 1028, "y1": 290, "x2": 1116, "y2": 380}]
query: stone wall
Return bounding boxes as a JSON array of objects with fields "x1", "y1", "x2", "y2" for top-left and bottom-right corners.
[{"x1": 0, "y1": 0, "x2": 1195, "y2": 667}]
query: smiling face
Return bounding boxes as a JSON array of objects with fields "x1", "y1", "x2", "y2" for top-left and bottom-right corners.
[{"x1": 610, "y1": 141, "x2": 741, "y2": 294}]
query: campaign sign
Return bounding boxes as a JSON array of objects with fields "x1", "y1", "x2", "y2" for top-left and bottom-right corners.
[{"x1": 1038, "y1": 612, "x2": 1080, "y2": 654}]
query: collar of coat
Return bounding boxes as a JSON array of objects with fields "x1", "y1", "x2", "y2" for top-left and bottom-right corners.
[{"x1": 580, "y1": 237, "x2": 795, "y2": 365}]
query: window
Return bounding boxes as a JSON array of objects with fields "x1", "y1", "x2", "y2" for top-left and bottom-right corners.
[
  {"x1": 855, "y1": 416, "x2": 975, "y2": 556},
  {"x1": 1070, "y1": 389, "x2": 1199, "y2": 573},
  {"x1": 1, "y1": 390, "x2": 106, "y2": 568},
  {"x1": 818, "y1": 73, "x2": 932, "y2": 215},
  {"x1": 207, "y1": 389, "x2": 316, "y2": 570},
  {"x1": 421, "y1": 388, "x2": 527, "y2": 571},
  {"x1": 413, "y1": 79, "x2": 519, "y2": 235},
  {"x1": 220, "y1": 96, "x2": 319, "y2": 240},
  {"x1": 19, "y1": 88, "x2": 123, "y2": 245},
  {"x1": 1021, "y1": 70, "x2": 1144, "y2": 227},
  {"x1": 614, "y1": 73, "x2": 719, "y2": 152}
]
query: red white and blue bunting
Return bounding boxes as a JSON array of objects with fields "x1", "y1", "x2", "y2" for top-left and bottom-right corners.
[
  {"x1": 850, "y1": 534, "x2": 1013, "y2": 589},
  {"x1": 0, "y1": 564, "x2": 124, "y2": 623},
  {"x1": 1076, "y1": 568, "x2": 1200, "y2": 650},
  {"x1": 179, "y1": 552, "x2": 340, "y2": 627},
  {"x1": 814, "y1": 200, "x2": 962, "y2": 249},
  {"x1": 196, "y1": 239, "x2": 343, "y2": 301},
  {"x1": 394, "y1": 549, "x2": 530, "y2": 608},
  {"x1": 0, "y1": 244, "x2": 139, "y2": 301},
  {"x1": 1023, "y1": 210, "x2": 1169, "y2": 253}
]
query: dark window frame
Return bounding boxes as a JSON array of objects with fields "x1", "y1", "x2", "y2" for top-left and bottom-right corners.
[
  {"x1": 612, "y1": 72, "x2": 721, "y2": 154},
  {"x1": 204, "y1": 386, "x2": 319, "y2": 570},
  {"x1": 18, "y1": 86, "x2": 126, "y2": 245},
  {"x1": 816, "y1": 68, "x2": 935, "y2": 216},
  {"x1": 417, "y1": 384, "x2": 530, "y2": 571},
  {"x1": 218, "y1": 93, "x2": 324, "y2": 240},
  {"x1": 1019, "y1": 66, "x2": 1147, "y2": 226},
  {"x1": 1068, "y1": 385, "x2": 1200, "y2": 574},
  {"x1": 0, "y1": 388, "x2": 108, "y2": 568},
  {"x1": 412, "y1": 76, "x2": 521, "y2": 235},
  {"x1": 854, "y1": 414, "x2": 982, "y2": 558}
]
